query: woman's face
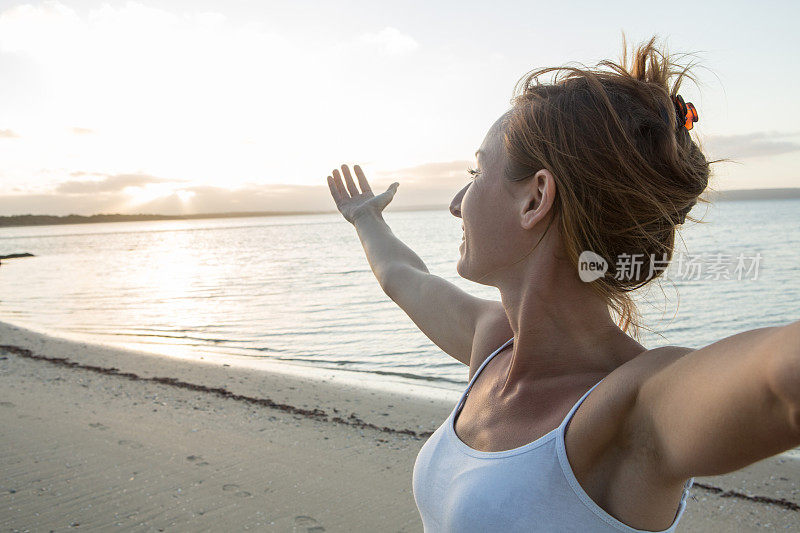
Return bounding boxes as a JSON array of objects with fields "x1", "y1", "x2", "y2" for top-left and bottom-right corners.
[{"x1": 450, "y1": 113, "x2": 529, "y2": 285}]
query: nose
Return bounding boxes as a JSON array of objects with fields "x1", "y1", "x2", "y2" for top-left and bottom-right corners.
[{"x1": 450, "y1": 183, "x2": 469, "y2": 218}]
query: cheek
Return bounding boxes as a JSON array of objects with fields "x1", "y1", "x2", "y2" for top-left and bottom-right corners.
[{"x1": 463, "y1": 183, "x2": 497, "y2": 227}]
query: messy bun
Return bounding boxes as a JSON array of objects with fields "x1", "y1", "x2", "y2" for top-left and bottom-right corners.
[{"x1": 502, "y1": 35, "x2": 714, "y2": 337}]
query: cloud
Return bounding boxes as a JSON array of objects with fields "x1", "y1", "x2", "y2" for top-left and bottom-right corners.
[
  {"x1": 69, "y1": 171, "x2": 106, "y2": 177},
  {"x1": 0, "y1": 129, "x2": 19, "y2": 138},
  {"x1": 357, "y1": 27, "x2": 420, "y2": 56},
  {"x1": 0, "y1": 163, "x2": 465, "y2": 216},
  {"x1": 704, "y1": 131, "x2": 800, "y2": 159},
  {"x1": 376, "y1": 160, "x2": 472, "y2": 187},
  {"x1": 369, "y1": 160, "x2": 473, "y2": 207},
  {"x1": 0, "y1": 1, "x2": 427, "y2": 187},
  {"x1": 56, "y1": 173, "x2": 183, "y2": 194},
  {"x1": 0, "y1": 193, "x2": 121, "y2": 216},
  {"x1": 0, "y1": 183, "x2": 328, "y2": 216}
]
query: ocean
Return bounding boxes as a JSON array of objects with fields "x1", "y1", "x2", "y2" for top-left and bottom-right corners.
[{"x1": 1, "y1": 199, "x2": 798, "y2": 397}]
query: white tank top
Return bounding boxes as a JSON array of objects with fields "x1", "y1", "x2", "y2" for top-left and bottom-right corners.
[{"x1": 412, "y1": 337, "x2": 694, "y2": 532}]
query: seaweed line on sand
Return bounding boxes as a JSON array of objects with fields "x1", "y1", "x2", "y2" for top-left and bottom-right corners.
[
  {"x1": 4, "y1": 343, "x2": 798, "y2": 512},
  {"x1": 691, "y1": 482, "x2": 799, "y2": 512},
  {"x1": 0, "y1": 344, "x2": 434, "y2": 439}
]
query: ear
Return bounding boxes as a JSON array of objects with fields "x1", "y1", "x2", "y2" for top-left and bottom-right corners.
[{"x1": 519, "y1": 169, "x2": 556, "y2": 230}]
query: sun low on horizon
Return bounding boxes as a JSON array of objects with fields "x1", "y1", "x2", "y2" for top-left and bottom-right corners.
[{"x1": 0, "y1": 0, "x2": 798, "y2": 217}]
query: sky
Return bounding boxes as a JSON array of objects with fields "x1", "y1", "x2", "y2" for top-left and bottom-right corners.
[{"x1": 0, "y1": 0, "x2": 798, "y2": 216}]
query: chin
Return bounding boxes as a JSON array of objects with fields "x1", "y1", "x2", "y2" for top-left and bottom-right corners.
[
  {"x1": 455, "y1": 256, "x2": 468, "y2": 279},
  {"x1": 457, "y1": 258, "x2": 496, "y2": 286},
  {"x1": 456, "y1": 256, "x2": 476, "y2": 282}
]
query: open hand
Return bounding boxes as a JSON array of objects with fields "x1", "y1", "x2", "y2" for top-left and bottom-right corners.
[{"x1": 327, "y1": 164, "x2": 399, "y2": 224}]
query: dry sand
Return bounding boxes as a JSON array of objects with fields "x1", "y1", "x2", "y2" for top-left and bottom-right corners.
[{"x1": 1, "y1": 321, "x2": 798, "y2": 531}]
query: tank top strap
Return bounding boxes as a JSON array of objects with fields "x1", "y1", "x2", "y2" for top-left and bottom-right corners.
[
  {"x1": 557, "y1": 376, "x2": 606, "y2": 431},
  {"x1": 455, "y1": 336, "x2": 514, "y2": 412},
  {"x1": 682, "y1": 477, "x2": 695, "y2": 500}
]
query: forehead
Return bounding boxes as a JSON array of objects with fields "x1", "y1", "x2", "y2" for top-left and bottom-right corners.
[{"x1": 477, "y1": 111, "x2": 512, "y2": 161}]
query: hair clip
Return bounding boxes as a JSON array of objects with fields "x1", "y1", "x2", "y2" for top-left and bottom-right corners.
[{"x1": 672, "y1": 94, "x2": 698, "y2": 131}]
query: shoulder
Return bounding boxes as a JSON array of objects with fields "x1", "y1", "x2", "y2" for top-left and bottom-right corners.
[
  {"x1": 616, "y1": 345, "x2": 697, "y2": 388},
  {"x1": 468, "y1": 306, "x2": 513, "y2": 380},
  {"x1": 596, "y1": 345, "x2": 697, "y2": 409},
  {"x1": 566, "y1": 346, "x2": 699, "y2": 529},
  {"x1": 567, "y1": 346, "x2": 696, "y2": 472},
  {"x1": 581, "y1": 345, "x2": 696, "y2": 416}
]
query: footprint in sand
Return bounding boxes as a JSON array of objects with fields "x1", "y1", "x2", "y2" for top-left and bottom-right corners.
[
  {"x1": 118, "y1": 440, "x2": 143, "y2": 449},
  {"x1": 186, "y1": 455, "x2": 209, "y2": 466},
  {"x1": 222, "y1": 483, "x2": 252, "y2": 498},
  {"x1": 0, "y1": 401, "x2": 15, "y2": 408},
  {"x1": 89, "y1": 422, "x2": 108, "y2": 430},
  {"x1": 294, "y1": 515, "x2": 325, "y2": 532}
]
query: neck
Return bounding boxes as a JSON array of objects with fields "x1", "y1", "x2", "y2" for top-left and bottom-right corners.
[{"x1": 494, "y1": 240, "x2": 646, "y2": 396}]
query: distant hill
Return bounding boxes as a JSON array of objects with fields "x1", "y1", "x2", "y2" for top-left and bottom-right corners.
[
  {"x1": 704, "y1": 188, "x2": 800, "y2": 201},
  {"x1": 0, "y1": 211, "x2": 325, "y2": 228},
  {"x1": 0, "y1": 188, "x2": 797, "y2": 228}
]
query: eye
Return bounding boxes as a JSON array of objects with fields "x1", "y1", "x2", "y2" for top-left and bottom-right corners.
[{"x1": 466, "y1": 167, "x2": 480, "y2": 181}]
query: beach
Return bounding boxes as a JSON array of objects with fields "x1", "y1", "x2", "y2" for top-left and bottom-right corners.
[{"x1": 1, "y1": 320, "x2": 798, "y2": 531}]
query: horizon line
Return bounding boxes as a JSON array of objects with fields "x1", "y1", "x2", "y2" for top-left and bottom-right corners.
[{"x1": 1, "y1": 187, "x2": 799, "y2": 228}]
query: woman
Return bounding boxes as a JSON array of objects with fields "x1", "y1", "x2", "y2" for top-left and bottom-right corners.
[{"x1": 325, "y1": 37, "x2": 799, "y2": 532}]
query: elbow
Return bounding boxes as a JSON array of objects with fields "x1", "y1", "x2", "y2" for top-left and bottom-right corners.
[
  {"x1": 379, "y1": 263, "x2": 400, "y2": 299},
  {"x1": 380, "y1": 262, "x2": 408, "y2": 300},
  {"x1": 380, "y1": 262, "x2": 429, "y2": 301}
]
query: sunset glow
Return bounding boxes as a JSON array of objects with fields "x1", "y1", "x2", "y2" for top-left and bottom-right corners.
[{"x1": 0, "y1": 0, "x2": 798, "y2": 216}]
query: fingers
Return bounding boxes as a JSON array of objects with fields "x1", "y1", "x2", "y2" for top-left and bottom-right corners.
[
  {"x1": 354, "y1": 165, "x2": 372, "y2": 194},
  {"x1": 330, "y1": 169, "x2": 348, "y2": 200},
  {"x1": 327, "y1": 164, "x2": 375, "y2": 208},
  {"x1": 341, "y1": 165, "x2": 359, "y2": 197},
  {"x1": 374, "y1": 182, "x2": 399, "y2": 210},
  {"x1": 326, "y1": 175, "x2": 343, "y2": 205}
]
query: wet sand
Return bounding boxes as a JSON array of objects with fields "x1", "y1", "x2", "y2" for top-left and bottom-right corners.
[{"x1": 1, "y1": 321, "x2": 798, "y2": 531}]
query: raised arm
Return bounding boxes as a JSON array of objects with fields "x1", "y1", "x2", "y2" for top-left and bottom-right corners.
[
  {"x1": 629, "y1": 320, "x2": 800, "y2": 482},
  {"x1": 327, "y1": 164, "x2": 504, "y2": 365}
]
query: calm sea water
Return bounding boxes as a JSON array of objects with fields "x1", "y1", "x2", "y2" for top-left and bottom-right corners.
[{"x1": 0, "y1": 200, "x2": 798, "y2": 396}]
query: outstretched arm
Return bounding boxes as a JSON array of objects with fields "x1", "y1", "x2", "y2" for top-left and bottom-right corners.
[
  {"x1": 326, "y1": 164, "x2": 504, "y2": 365},
  {"x1": 630, "y1": 320, "x2": 800, "y2": 482},
  {"x1": 327, "y1": 164, "x2": 425, "y2": 288}
]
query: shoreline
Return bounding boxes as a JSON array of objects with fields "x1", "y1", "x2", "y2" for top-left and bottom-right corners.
[
  {"x1": 0, "y1": 316, "x2": 467, "y2": 401},
  {"x1": 2, "y1": 320, "x2": 799, "y2": 530},
  {"x1": 0, "y1": 320, "x2": 458, "y2": 437}
]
